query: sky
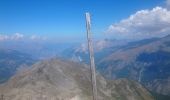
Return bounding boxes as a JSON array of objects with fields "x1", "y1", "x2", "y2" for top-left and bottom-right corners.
[{"x1": 0, "y1": 0, "x2": 169, "y2": 42}]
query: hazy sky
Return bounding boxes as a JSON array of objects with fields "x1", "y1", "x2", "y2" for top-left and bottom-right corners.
[{"x1": 0, "y1": 0, "x2": 168, "y2": 41}]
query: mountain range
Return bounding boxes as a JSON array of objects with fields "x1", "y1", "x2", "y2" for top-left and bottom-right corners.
[
  {"x1": 62, "y1": 35, "x2": 170, "y2": 96},
  {"x1": 1, "y1": 35, "x2": 170, "y2": 99}
]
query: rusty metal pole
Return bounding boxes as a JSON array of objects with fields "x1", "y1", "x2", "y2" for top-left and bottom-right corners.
[{"x1": 85, "y1": 12, "x2": 98, "y2": 100}]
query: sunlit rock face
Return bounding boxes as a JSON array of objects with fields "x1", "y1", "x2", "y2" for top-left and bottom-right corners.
[{"x1": 0, "y1": 58, "x2": 153, "y2": 100}]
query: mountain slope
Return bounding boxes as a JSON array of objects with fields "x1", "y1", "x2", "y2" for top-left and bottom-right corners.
[
  {"x1": 98, "y1": 35, "x2": 170, "y2": 95},
  {"x1": 0, "y1": 59, "x2": 154, "y2": 100}
]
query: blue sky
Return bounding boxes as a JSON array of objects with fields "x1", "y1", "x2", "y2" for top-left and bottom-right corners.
[{"x1": 0, "y1": 0, "x2": 166, "y2": 41}]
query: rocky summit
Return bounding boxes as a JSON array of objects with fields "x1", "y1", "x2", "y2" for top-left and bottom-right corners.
[{"x1": 0, "y1": 58, "x2": 154, "y2": 100}]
